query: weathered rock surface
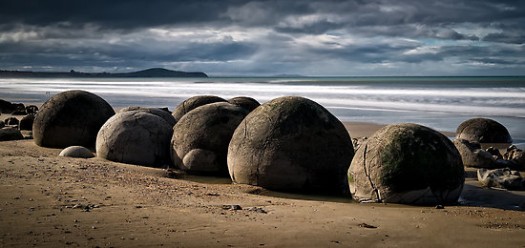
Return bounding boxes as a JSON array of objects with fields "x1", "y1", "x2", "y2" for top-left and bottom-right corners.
[
  {"x1": 228, "y1": 96, "x2": 260, "y2": 112},
  {"x1": 454, "y1": 139, "x2": 495, "y2": 168},
  {"x1": 19, "y1": 114, "x2": 35, "y2": 131},
  {"x1": 171, "y1": 102, "x2": 248, "y2": 175},
  {"x1": 25, "y1": 105, "x2": 38, "y2": 114},
  {"x1": 59, "y1": 146, "x2": 95, "y2": 158},
  {"x1": 172, "y1": 95, "x2": 226, "y2": 121},
  {"x1": 477, "y1": 168, "x2": 523, "y2": 190},
  {"x1": 228, "y1": 96, "x2": 354, "y2": 194},
  {"x1": 33, "y1": 90, "x2": 115, "y2": 148},
  {"x1": 0, "y1": 128, "x2": 24, "y2": 141},
  {"x1": 349, "y1": 123, "x2": 465, "y2": 205},
  {"x1": 456, "y1": 118, "x2": 512, "y2": 143},
  {"x1": 96, "y1": 111, "x2": 172, "y2": 167},
  {"x1": 504, "y1": 145, "x2": 525, "y2": 170},
  {"x1": 119, "y1": 106, "x2": 176, "y2": 126}
]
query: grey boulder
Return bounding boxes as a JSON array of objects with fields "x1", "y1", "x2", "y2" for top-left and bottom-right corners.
[
  {"x1": 119, "y1": 106, "x2": 176, "y2": 126},
  {"x1": 228, "y1": 96, "x2": 260, "y2": 112},
  {"x1": 59, "y1": 146, "x2": 94, "y2": 158},
  {"x1": 96, "y1": 111, "x2": 172, "y2": 167},
  {"x1": 456, "y1": 118, "x2": 512, "y2": 144},
  {"x1": 228, "y1": 96, "x2": 354, "y2": 194},
  {"x1": 172, "y1": 95, "x2": 226, "y2": 122},
  {"x1": 171, "y1": 102, "x2": 248, "y2": 175}
]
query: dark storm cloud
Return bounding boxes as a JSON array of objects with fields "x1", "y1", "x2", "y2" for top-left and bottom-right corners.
[{"x1": 0, "y1": 0, "x2": 524, "y2": 75}]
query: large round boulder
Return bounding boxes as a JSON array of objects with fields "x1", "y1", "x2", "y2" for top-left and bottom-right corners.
[
  {"x1": 456, "y1": 118, "x2": 512, "y2": 143},
  {"x1": 228, "y1": 96, "x2": 260, "y2": 112},
  {"x1": 33, "y1": 90, "x2": 115, "y2": 148},
  {"x1": 171, "y1": 102, "x2": 248, "y2": 175},
  {"x1": 96, "y1": 111, "x2": 172, "y2": 167},
  {"x1": 349, "y1": 123, "x2": 464, "y2": 205},
  {"x1": 228, "y1": 96, "x2": 354, "y2": 194},
  {"x1": 119, "y1": 106, "x2": 176, "y2": 126},
  {"x1": 172, "y1": 95, "x2": 226, "y2": 122}
]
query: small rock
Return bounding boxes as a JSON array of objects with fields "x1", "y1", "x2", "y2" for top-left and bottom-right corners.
[
  {"x1": 222, "y1": 204, "x2": 242, "y2": 211},
  {"x1": 357, "y1": 223, "x2": 377, "y2": 229},
  {"x1": 435, "y1": 205, "x2": 444, "y2": 209},
  {"x1": 477, "y1": 168, "x2": 523, "y2": 190}
]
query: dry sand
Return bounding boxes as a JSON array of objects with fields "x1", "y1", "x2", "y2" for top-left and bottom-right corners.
[{"x1": 1, "y1": 121, "x2": 524, "y2": 247}]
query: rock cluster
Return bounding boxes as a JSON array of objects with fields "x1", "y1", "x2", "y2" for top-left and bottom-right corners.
[{"x1": 349, "y1": 123, "x2": 465, "y2": 205}]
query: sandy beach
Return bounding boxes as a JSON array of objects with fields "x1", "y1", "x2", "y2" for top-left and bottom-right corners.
[{"x1": 1, "y1": 118, "x2": 525, "y2": 248}]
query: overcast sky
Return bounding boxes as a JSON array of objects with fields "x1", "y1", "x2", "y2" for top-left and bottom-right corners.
[{"x1": 1, "y1": 0, "x2": 524, "y2": 76}]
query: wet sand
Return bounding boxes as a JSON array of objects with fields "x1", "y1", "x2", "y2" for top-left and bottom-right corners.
[{"x1": 1, "y1": 120, "x2": 524, "y2": 247}]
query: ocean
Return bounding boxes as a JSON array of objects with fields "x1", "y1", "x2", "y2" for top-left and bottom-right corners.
[{"x1": 1, "y1": 76, "x2": 524, "y2": 144}]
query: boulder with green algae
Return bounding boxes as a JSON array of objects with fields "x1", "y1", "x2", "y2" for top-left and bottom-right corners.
[
  {"x1": 456, "y1": 118, "x2": 512, "y2": 144},
  {"x1": 228, "y1": 96, "x2": 354, "y2": 194},
  {"x1": 171, "y1": 102, "x2": 248, "y2": 175},
  {"x1": 172, "y1": 95, "x2": 226, "y2": 122},
  {"x1": 33, "y1": 90, "x2": 115, "y2": 148},
  {"x1": 349, "y1": 123, "x2": 464, "y2": 205}
]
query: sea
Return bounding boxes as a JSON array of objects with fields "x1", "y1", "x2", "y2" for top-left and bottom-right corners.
[{"x1": 1, "y1": 76, "x2": 524, "y2": 145}]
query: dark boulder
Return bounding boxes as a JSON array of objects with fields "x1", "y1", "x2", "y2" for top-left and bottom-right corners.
[
  {"x1": 119, "y1": 106, "x2": 176, "y2": 126},
  {"x1": 4, "y1": 117, "x2": 19, "y2": 127},
  {"x1": 171, "y1": 102, "x2": 248, "y2": 175},
  {"x1": 19, "y1": 114, "x2": 35, "y2": 131},
  {"x1": 25, "y1": 105, "x2": 39, "y2": 114},
  {"x1": 228, "y1": 96, "x2": 354, "y2": 194},
  {"x1": 0, "y1": 128, "x2": 24, "y2": 141},
  {"x1": 96, "y1": 111, "x2": 172, "y2": 167},
  {"x1": 33, "y1": 90, "x2": 115, "y2": 148},
  {"x1": 228, "y1": 96, "x2": 260, "y2": 112},
  {"x1": 453, "y1": 139, "x2": 495, "y2": 168},
  {"x1": 349, "y1": 123, "x2": 465, "y2": 205},
  {"x1": 172, "y1": 95, "x2": 226, "y2": 122},
  {"x1": 456, "y1": 118, "x2": 512, "y2": 143}
]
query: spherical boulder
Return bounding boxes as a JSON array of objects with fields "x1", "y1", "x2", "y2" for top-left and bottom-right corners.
[
  {"x1": 59, "y1": 146, "x2": 94, "y2": 158},
  {"x1": 172, "y1": 95, "x2": 226, "y2": 121},
  {"x1": 33, "y1": 90, "x2": 115, "y2": 148},
  {"x1": 96, "y1": 111, "x2": 172, "y2": 167},
  {"x1": 349, "y1": 123, "x2": 464, "y2": 205},
  {"x1": 456, "y1": 118, "x2": 512, "y2": 143},
  {"x1": 119, "y1": 106, "x2": 176, "y2": 126},
  {"x1": 171, "y1": 102, "x2": 248, "y2": 175},
  {"x1": 228, "y1": 96, "x2": 354, "y2": 194},
  {"x1": 228, "y1": 96, "x2": 260, "y2": 112},
  {"x1": 19, "y1": 114, "x2": 35, "y2": 131}
]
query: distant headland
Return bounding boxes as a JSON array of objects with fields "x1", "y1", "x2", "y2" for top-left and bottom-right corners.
[{"x1": 0, "y1": 68, "x2": 208, "y2": 78}]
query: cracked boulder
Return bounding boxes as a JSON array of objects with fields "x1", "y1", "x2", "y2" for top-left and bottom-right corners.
[
  {"x1": 59, "y1": 146, "x2": 94, "y2": 158},
  {"x1": 33, "y1": 90, "x2": 115, "y2": 148},
  {"x1": 456, "y1": 118, "x2": 512, "y2": 144},
  {"x1": 228, "y1": 96, "x2": 354, "y2": 194},
  {"x1": 172, "y1": 95, "x2": 226, "y2": 122},
  {"x1": 453, "y1": 139, "x2": 495, "y2": 168},
  {"x1": 504, "y1": 146, "x2": 525, "y2": 170},
  {"x1": 96, "y1": 111, "x2": 172, "y2": 167},
  {"x1": 228, "y1": 96, "x2": 260, "y2": 112},
  {"x1": 171, "y1": 102, "x2": 248, "y2": 175},
  {"x1": 119, "y1": 106, "x2": 176, "y2": 126},
  {"x1": 349, "y1": 123, "x2": 464, "y2": 205},
  {"x1": 477, "y1": 168, "x2": 523, "y2": 190}
]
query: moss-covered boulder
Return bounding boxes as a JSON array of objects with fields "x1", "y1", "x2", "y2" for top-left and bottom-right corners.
[
  {"x1": 456, "y1": 118, "x2": 512, "y2": 143},
  {"x1": 33, "y1": 90, "x2": 115, "y2": 148},
  {"x1": 171, "y1": 102, "x2": 248, "y2": 175},
  {"x1": 96, "y1": 111, "x2": 172, "y2": 167},
  {"x1": 349, "y1": 123, "x2": 464, "y2": 205},
  {"x1": 228, "y1": 96, "x2": 354, "y2": 194},
  {"x1": 172, "y1": 95, "x2": 226, "y2": 122}
]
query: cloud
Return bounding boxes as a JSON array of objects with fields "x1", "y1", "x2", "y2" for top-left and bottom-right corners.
[{"x1": 0, "y1": 0, "x2": 524, "y2": 75}]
